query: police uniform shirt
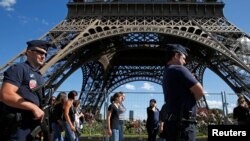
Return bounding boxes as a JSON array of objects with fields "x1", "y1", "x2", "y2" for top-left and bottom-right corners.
[
  {"x1": 3, "y1": 61, "x2": 45, "y2": 106},
  {"x1": 162, "y1": 64, "x2": 198, "y2": 118},
  {"x1": 160, "y1": 103, "x2": 167, "y2": 122}
]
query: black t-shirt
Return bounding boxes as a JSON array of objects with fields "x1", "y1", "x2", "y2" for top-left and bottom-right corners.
[
  {"x1": 146, "y1": 107, "x2": 160, "y2": 129},
  {"x1": 51, "y1": 103, "x2": 64, "y2": 122},
  {"x1": 63, "y1": 105, "x2": 75, "y2": 123},
  {"x1": 233, "y1": 105, "x2": 250, "y2": 124},
  {"x1": 108, "y1": 103, "x2": 120, "y2": 129}
]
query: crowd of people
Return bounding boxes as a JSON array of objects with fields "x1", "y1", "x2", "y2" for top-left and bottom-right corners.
[
  {"x1": 48, "y1": 91, "x2": 86, "y2": 141},
  {"x1": 0, "y1": 39, "x2": 249, "y2": 141}
]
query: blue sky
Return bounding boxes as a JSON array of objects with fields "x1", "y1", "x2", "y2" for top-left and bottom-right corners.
[{"x1": 1, "y1": 0, "x2": 249, "y2": 119}]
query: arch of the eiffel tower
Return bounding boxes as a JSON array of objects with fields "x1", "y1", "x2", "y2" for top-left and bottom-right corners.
[{"x1": 1, "y1": 0, "x2": 250, "y2": 115}]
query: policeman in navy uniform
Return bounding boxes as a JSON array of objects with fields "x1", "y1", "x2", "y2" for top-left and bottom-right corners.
[
  {"x1": 0, "y1": 40, "x2": 52, "y2": 141},
  {"x1": 162, "y1": 44, "x2": 205, "y2": 141}
]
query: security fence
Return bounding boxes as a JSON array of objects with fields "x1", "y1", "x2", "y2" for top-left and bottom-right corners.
[
  {"x1": 100, "y1": 91, "x2": 239, "y2": 121},
  {"x1": 52, "y1": 91, "x2": 241, "y2": 138}
]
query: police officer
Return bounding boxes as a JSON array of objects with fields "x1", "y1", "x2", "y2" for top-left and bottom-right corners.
[
  {"x1": 0, "y1": 40, "x2": 52, "y2": 141},
  {"x1": 162, "y1": 44, "x2": 205, "y2": 141}
]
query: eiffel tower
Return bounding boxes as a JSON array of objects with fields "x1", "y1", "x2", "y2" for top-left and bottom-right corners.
[{"x1": 1, "y1": 0, "x2": 250, "y2": 114}]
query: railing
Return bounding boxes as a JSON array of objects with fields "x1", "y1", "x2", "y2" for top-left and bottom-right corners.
[{"x1": 52, "y1": 90, "x2": 239, "y2": 120}]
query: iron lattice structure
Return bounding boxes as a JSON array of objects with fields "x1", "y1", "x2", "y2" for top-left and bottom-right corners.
[{"x1": 1, "y1": 0, "x2": 250, "y2": 114}]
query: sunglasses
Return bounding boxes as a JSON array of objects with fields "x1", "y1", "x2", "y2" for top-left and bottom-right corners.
[{"x1": 31, "y1": 49, "x2": 47, "y2": 57}]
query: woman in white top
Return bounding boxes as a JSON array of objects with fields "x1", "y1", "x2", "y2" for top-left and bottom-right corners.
[{"x1": 73, "y1": 100, "x2": 84, "y2": 141}]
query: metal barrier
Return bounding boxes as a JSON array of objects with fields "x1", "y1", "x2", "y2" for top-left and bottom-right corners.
[{"x1": 51, "y1": 90, "x2": 240, "y2": 138}]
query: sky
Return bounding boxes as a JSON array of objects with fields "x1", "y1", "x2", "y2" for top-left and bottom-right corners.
[{"x1": 0, "y1": 0, "x2": 250, "y2": 119}]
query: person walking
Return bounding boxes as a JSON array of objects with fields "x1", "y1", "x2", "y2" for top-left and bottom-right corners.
[
  {"x1": 49, "y1": 96, "x2": 56, "y2": 138},
  {"x1": 106, "y1": 92, "x2": 123, "y2": 141},
  {"x1": 51, "y1": 91, "x2": 67, "y2": 141},
  {"x1": 162, "y1": 44, "x2": 205, "y2": 141},
  {"x1": 63, "y1": 90, "x2": 78, "y2": 141},
  {"x1": 118, "y1": 92, "x2": 126, "y2": 141},
  {"x1": 73, "y1": 100, "x2": 84, "y2": 141},
  {"x1": 233, "y1": 95, "x2": 250, "y2": 125},
  {"x1": 0, "y1": 40, "x2": 52, "y2": 141},
  {"x1": 146, "y1": 99, "x2": 160, "y2": 141}
]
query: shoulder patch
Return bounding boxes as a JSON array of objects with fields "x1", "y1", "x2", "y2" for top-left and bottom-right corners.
[{"x1": 29, "y1": 79, "x2": 37, "y2": 89}]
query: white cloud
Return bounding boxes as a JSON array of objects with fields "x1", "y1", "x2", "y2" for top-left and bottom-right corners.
[
  {"x1": 34, "y1": 17, "x2": 49, "y2": 26},
  {"x1": 0, "y1": 0, "x2": 16, "y2": 11},
  {"x1": 206, "y1": 100, "x2": 222, "y2": 109},
  {"x1": 18, "y1": 15, "x2": 28, "y2": 24},
  {"x1": 141, "y1": 82, "x2": 155, "y2": 91},
  {"x1": 227, "y1": 103, "x2": 236, "y2": 114},
  {"x1": 0, "y1": 0, "x2": 49, "y2": 26},
  {"x1": 132, "y1": 104, "x2": 140, "y2": 108},
  {"x1": 227, "y1": 107, "x2": 234, "y2": 114},
  {"x1": 15, "y1": 15, "x2": 50, "y2": 26},
  {"x1": 41, "y1": 19, "x2": 49, "y2": 25},
  {"x1": 124, "y1": 84, "x2": 136, "y2": 90}
]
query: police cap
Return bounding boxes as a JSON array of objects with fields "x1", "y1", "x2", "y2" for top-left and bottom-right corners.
[
  {"x1": 26, "y1": 40, "x2": 52, "y2": 51},
  {"x1": 166, "y1": 44, "x2": 189, "y2": 56}
]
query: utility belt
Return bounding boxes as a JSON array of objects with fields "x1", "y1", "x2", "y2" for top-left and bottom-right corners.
[
  {"x1": 165, "y1": 113, "x2": 197, "y2": 124},
  {"x1": 0, "y1": 112, "x2": 22, "y2": 125},
  {"x1": 0, "y1": 103, "x2": 38, "y2": 128},
  {"x1": 0, "y1": 104, "x2": 23, "y2": 139},
  {"x1": 0, "y1": 103, "x2": 22, "y2": 124}
]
